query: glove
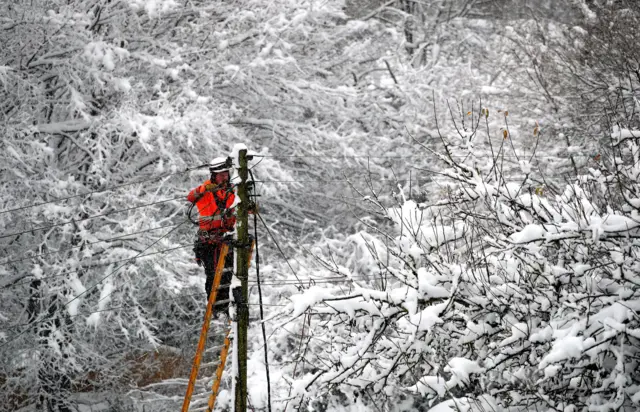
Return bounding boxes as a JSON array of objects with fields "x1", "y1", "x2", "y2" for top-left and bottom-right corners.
[
  {"x1": 194, "y1": 244, "x2": 203, "y2": 266},
  {"x1": 204, "y1": 183, "x2": 218, "y2": 191},
  {"x1": 248, "y1": 200, "x2": 258, "y2": 214}
]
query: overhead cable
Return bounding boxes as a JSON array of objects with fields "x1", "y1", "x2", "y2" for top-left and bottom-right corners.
[
  {"x1": 249, "y1": 168, "x2": 272, "y2": 412},
  {"x1": 0, "y1": 170, "x2": 188, "y2": 216},
  {"x1": 255, "y1": 211, "x2": 304, "y2": 287},
  {"x1": 254, "y1": 153, "x2": 596, "y2": 159},
  {"x1": 0, "y1": 223, "x2": 180, "y2": 266},
  {"x1": 0, "y1": 196, "x2": 184, "y2": 240},
  {"x1": 2, "y1": 242, "x2": 192, "y2": 289},
  {"x1": 0, "y1": 222, "x2": 187, "y2": 349}
]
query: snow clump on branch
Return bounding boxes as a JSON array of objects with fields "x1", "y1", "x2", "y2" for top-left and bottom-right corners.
[{"x1": 278, "y1": 118, "x2": 640, "y2": 411}]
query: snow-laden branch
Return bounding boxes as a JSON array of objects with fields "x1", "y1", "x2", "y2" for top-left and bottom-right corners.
[{"x1": 281, "y1": 115, "x2": 640, "y2": 411}]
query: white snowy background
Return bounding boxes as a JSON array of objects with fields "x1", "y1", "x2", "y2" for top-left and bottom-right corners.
[{"x1": 1, "y1": 0, "x2": 639, "y2": 411}]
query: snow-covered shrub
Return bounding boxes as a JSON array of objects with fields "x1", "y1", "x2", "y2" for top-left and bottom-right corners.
[
  {"x1": 279, "y1": 111, "x2": 640, "y2": 411},
  {"x1": 505, "y1": 2, "x2": 640, "y2": 164}
]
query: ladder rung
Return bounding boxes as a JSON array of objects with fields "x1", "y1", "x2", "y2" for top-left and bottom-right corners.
[
  {"x1": 205, "y1": 345, "x2": 224, "y2": 353},
  {"x1": 205, "y1": 346, "x2": 233, "y2": 355},
  {"x1": 190, "y1": 397, "x2": 208, "y2": 407},
  {"x1": 183, "y1": 244, "x2": 233, "y2": 412},
  {"x1": 212, "y1": 298, "x2": 231, "y2": 307},
  {"x1": 204, "y1": 350, "x2": 232, "y2": 358},
  {"x1": 190, "y1": 393, "x2": 207, "y2": 401},
  {"x1": 201, "y1": 360, "x2": 221, "y2": 368}
]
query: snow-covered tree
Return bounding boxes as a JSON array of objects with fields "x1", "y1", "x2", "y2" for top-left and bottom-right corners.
[
  {"x1": 0, "y1": 1, "x2": 258, "y2": 409},
  {"x1": 502, "y1": 1, "x2": 640, "y2": 178},
  {"x1": 278, "y1": 108, "x2": 640, "y2": 411},
  {"x1": 3, "y1": 0, "x2": 632, "y2": 410}
]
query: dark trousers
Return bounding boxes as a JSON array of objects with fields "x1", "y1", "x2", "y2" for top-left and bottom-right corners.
[{"x1": 195, "y1": 239, "x2": 234, "y2": 314}]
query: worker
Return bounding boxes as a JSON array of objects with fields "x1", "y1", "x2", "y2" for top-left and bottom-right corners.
[{"x1": 187, "y1": 157, "x2": 236, "y2": 315}]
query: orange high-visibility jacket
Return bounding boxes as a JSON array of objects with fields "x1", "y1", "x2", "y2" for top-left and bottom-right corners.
[{"x1": 187, "y1": 180, "x2": 236, "y2": 231}]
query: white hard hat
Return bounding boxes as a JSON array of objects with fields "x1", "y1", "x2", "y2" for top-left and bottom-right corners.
[
  {"x1": 211, "y1": 157, "x2": 227, "y2": 166},
  {"x1": 210, "y1": 156, "x2": 232, "y2": 174}
]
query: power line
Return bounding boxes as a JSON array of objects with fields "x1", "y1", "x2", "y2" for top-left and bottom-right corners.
[
  {"x1": 256, "y1": 179, "x2": 388, "y2": 183},
  {"x1": 5, "y1": 271, "x2": 332, "y2": 333},
  {"x1": 255, "y1": 211, "x2": 304, "y2": 287},
  {"x1": 248, "y1": 273, "x2": 395, "y2": 286},
  {"x1": 255, "y1": 153, "x2": 596, "y2": 159},
  {"x1": 3, "y1": 268, "x2": 413, "y2": 338},
  {"x1": 1, "y1": 289, "x2": 288, "y2": 333},
  {"x1": 0, "y1": 170, "x2": 191, "y2": 216},
  {"x1": 0, "y1": 196, "x2": 184, "y2": 241},
  {"x1": 0, "y1": 223, "x2": 180, "y2": 266},
  {"x1": 254, "y1": 179, "x2": 415, "y2": 184},
  {"x1": 3, "y1": 273, "x2": 403, "y2": 331},
  {"x1": 250, "y1": 167, "x2": 273, "y2": 412},
  {"x1": 0, "y1": 222, "x2": 187, "y2": 348},
  {"x1": 0, "y1": 155, "x2": 588, "y2": 223},
  {"x1": 253, "y1": 174, "x2": 551, "y2": 184},
  {"x1": 2, "y1": 242, "x2": 193, "y2": 289},
  {"x1": 1, "y1": 203, "x2": 327, "y2": 289},
  {"x1": 0, "y1": 157, "x2": 386, "y2": 215},
  {"x1": 5, "y1": 253, "x2": 374, "y2": 291}
]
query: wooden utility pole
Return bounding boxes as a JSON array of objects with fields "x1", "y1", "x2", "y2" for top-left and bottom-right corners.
[{"x1": 234, "y1": 149, "x2": 250, "y2": 412}]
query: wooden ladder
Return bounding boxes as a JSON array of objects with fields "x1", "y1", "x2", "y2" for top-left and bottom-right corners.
[{"x1": 181, "y1": 240, "x2": 254, "y2": 412}]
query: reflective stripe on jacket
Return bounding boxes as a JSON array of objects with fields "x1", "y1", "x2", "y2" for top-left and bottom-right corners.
[{"x1": 187, "y1": 180, "x2": 236, "y2": 231}]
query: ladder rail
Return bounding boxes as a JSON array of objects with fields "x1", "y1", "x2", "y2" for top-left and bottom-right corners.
[
  {"x1": 184, "y1": 239, "x2": 255, "y2": 412},
  {"x1": 206, "y1": 324, "x2": 232, "y2": 412},
  {"x1": 181, "y1": 243, "x2": 229, "y2": 412}
]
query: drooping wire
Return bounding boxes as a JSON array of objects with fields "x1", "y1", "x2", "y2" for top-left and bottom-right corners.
[
  {"x1": 0, "y1": 221, "x2": 188, "y2": 349},
  {"x1": 254, "y1": 212, "x2": 303, "y2": 288},
  {"x1": 0, "y1": 196, "x2": 183, "y2": 240},
  {"x1": 0, "y1": 162, "x2": 218, "y2": 216},
  {"x1": 253, "y1": 153, "x2": 595, "y2": 159},
  {"x1": 0, "y1": 223, "x2": 179, "y2": 266},
  {"x1": 249, "y1": 168, "x2": 272, "y2": 412},
  {"x1": 0, "y1": 170, "x2": 186, "y2": 216},
  {"x1": 2, "y1": 243, "x2": 192, "y2": 289},
  {"x1": 257, "y1": 214, "x2": 307, "y2": 286}
]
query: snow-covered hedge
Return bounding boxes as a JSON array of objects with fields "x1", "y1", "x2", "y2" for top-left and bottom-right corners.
[{"x1": 280, "y1": 120, "x2": 640, "y2": 411}]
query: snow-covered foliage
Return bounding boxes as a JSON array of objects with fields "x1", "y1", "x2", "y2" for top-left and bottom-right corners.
[
  {"x1": 1, "y1": 0, "x2": 638, "y2": 411},
  {"x1": 503, "y1": 1, "x2": 640, "y2": 172},
  {"x1": 0, "y1": 0, "x2": 279, "y2": 409},
  {"x1": 279, "y1": 113, "x2": 640, "y2": 410}
]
